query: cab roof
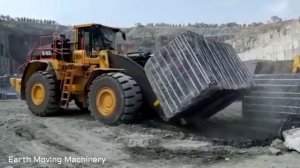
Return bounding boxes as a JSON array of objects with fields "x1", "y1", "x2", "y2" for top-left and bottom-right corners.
[{"x1": 73, "y1": 23, "x2": 121, "y2": 32}]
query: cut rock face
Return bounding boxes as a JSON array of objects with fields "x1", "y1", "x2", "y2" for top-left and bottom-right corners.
[
  {"x1": 144, "y1": 31, "x2": 255, "y2": 120},
  {"x1": 283, "y1": 128, "x2": 300, "y2": 153}
]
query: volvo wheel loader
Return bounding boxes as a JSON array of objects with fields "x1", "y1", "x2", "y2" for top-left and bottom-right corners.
[
  {"x1": 10, "y1": 24, "x2": 158, "y2": 125},
  {"x1": 10, "y1": 23, "x2": 254, "y2": 125}
]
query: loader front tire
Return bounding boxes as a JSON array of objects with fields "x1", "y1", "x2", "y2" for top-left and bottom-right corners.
[
  {"x1": 25, "y1": 71, "x2": 60, "y2": 116},
  {"x1": 88, "y1": 72, "x2": 142, "y2": 125}
]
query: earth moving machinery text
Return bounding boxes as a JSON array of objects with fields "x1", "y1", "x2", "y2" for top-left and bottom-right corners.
[{"x1": 10, "y1": 23, "x2": 254, "y2": 125}]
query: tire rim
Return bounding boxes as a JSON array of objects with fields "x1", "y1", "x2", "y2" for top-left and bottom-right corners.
[
  {"x1": 96, "y1": 87, "x2": 116, "y2": 116},
  {"x1": 31, "y1": 83, "x2": 45, "y2": 105}
]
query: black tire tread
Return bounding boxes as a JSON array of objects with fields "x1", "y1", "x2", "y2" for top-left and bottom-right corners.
[
  {"x1": 88, "y1": 72, "x2": 142, "y2": 125},
  {"x1": 26, "y1": 71, "x2": 60, "y2": 116}
]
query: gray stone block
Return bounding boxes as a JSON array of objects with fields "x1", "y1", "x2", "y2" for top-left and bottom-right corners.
[{"x1": 144, "y1": 31, "x2": 255, "y2": 119}]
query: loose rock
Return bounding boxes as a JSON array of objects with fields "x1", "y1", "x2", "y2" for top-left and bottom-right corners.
[
  {"x1": 283, "y1": 128, "x2": 300, "y2": 153},
  {"x1": 270, "y1": 138, "x2": 287, "y2": 152},
  {"x1": 268, "y1": 147, "x2": 281, "y2": 155}
]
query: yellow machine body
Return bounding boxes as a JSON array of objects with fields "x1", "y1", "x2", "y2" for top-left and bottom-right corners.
[
  {"x1": 10, "y1": 23, "x2": 158, "y2": 125},
  {"x1": 10, "y1": 78, "x2": 21, "y2": 94},
  {"x1": 12, "y1": 24, "x2": 122, "y2": 108}
]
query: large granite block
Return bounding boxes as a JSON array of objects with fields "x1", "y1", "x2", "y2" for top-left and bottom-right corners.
[{"x1": 145, "y1": 31, "x2": 255, "y2": 119}]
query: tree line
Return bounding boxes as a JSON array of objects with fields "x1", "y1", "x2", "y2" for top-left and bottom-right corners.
[
  {"x1": 0, "y1": 14, "x2": 56, "y2": 25},
  {"x1": 135, "y1": 16, "x2": 284, "y2": 28},
  {"x1": 135, "y1": 22, "x2": 262, "y2": 28}
]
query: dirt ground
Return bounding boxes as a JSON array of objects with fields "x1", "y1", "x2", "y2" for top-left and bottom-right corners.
[{"x1": 0, "y1": 100, "x2": 299, "y2": 168}]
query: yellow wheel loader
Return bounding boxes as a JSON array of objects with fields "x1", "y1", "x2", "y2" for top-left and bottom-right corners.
[
  {"x1": 10, "y1": 24, "x2": 155, "y2": 125},
  {"x1": 10, "y1": 23, "x2": 254, "y2": 125}
]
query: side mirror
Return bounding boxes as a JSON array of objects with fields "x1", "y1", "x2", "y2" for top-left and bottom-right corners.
[{"x1": 121, "y1": 31, "x2": 126, "y2": 41}]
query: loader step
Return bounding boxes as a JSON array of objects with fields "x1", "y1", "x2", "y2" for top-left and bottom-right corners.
[
  {"x1": 249, "y1": 91, "x2": 300, "y2": 98},
  {"x1": 254, "y1": 74, "x2": 300, "y2": 79},
  {"x1": 244, "y1": 96, "x2": 300, "y2": 106},
  {"x1": 255, "y1": 78, "x2": 300, "y2": 85}
]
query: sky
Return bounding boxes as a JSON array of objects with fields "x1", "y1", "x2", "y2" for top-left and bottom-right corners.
[{"x1": 0, "y1": 0, "x2": 298, "y2": 27}]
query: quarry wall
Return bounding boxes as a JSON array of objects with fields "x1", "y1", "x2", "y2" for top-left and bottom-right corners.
[
  {"x1": 238, "y1": 20, "x2": 300, "y2": 61},
  {"x1": 0, "y1": 21, "x2": 67, "y2": 75}
]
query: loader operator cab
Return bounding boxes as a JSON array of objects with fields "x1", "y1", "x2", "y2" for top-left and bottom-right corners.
[{"x1": 75, "y1": 24, "x2": 126, "y2": 57}]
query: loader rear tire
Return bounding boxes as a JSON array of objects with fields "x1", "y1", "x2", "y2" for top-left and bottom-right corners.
[
  {"x1": 88, "y1": 72, "x2": 142, "y2": 125},
  {"x1": 25, "y1": 71, "x2": 60, "y2": 116}
]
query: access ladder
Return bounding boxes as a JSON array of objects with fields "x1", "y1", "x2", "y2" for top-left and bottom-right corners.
[{"x1": 60, "y1": 65, "x2": 75, "y2": 108}]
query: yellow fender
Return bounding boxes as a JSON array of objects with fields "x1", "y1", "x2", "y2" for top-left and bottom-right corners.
[{"x1": 19, "y1": 61, "x2": 49, "y2": 100}]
